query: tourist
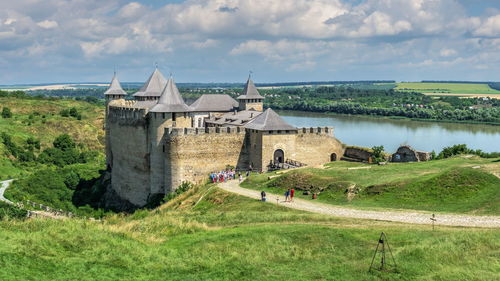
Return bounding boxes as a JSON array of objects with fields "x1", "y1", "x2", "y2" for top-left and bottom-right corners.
[
  {"x1": 284, "y1": 189, "x2": 290, "y2": 202},
  {"x1": 261, "y1": 191, "x2": 266, "y2": 202},
  {"x1": 239, "y1": 174, "x2": 243, "y2": 183},
  {"x1": 246, "y1": 170, "x2": 249, "y2": 177},
  {"x1": 290, "y1": 188, "x2": 295, "y2": 202}
]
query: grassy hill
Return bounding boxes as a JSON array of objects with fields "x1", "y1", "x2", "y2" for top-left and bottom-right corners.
[
  {"x1": 242, "y1": 157, "x2": 500, "y2": 215},
  {"x1": 0, "y1": 185, "x2": 498, "y2": 281},
  {"x1": 0, "y1": 94, "x2": 104, "y2": 179}
]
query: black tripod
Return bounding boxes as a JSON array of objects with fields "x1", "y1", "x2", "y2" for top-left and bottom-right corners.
[{"x1": 368, "y1": 232, "x2": 398, "y2": 273}]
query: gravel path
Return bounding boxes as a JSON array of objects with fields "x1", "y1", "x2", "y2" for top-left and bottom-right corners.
[
  {"x1": 218, "y1": 180, "x2": 500, "y2": 228},
  {"x1": 0, "y1": 180, "x2": 14, "y2": 205}
]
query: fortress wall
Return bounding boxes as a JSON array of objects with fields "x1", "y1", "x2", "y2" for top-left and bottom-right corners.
[
  {"x1": 247, "y1": 130, "x2": 263, "y2": 171},
  {"x1": 294, "y1": 127, "x2": 344, "y2": 166},
  {"x1": 165, "y1": 127, "x2": 248, "y2": 189},
  {"x1": 107, "y1": 106, "x2": 151, "y2": 207},
  {"x1": 261, "y1": 131, "x2": 297, "y2": 169},
  {"x1": 259, "y1": 127, "x2": 342, "y2": 170}
]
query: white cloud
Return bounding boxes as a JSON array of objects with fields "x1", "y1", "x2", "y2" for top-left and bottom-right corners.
[
  {"x1": 474, "y1": 14, "x2": 500, "y2": 36},
  {"x1": 37, "y1": 20, "x2": 58, "y2": 29},
  {"x1": 440, "y1": 48, "x2": 457, "y2": 57}
]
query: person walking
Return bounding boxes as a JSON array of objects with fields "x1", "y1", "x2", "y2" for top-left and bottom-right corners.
[
  {"x1": 290, "y1": 188, "x2": 295, "y2": 202},
  {"x1": 239, "y1": 174, "x2": 243, "y2": 183},
  {"x1": 261, "y1": 191, "x2": 266, "y2": 202},
  {"x1": 284, "y1": 189, "x2": 290, "y2": 202}
]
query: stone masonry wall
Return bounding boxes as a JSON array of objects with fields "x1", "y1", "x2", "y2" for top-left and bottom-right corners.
[
  {"x1": 165, "y1": 127, "x2": 249, "y2": 189},
  {"x1": 260, "y1": 127, "x2": 344, "y2": 170},
  {"x1": 107, "y1": 106, "x2": 151, "y2": 207}
]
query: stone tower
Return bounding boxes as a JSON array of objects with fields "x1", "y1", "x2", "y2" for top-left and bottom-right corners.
[
  {"x1": 149, "y1": 76, "x2": 192, "y2": 196},
  {"x1": 104, "y1": 72, "x2": 127, "y2": 169},
  {"x1": 237, "y1": 78, "x2": 264, "y2": 111}
]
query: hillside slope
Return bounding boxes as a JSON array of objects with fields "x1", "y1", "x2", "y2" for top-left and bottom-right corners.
[{"x1": 0, "y1": 185, "x2": 498, "y2": 281}]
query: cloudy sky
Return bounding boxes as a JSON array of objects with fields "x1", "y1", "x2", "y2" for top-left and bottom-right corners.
[{"x1": 1, "y1": 0, "x2": 499, "y2": 84}]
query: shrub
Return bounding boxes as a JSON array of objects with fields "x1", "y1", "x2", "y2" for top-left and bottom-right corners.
[
  {"x1": 1, "y1": 107, "x2": 12, "y2": 118},
  {"x1": 0, "y1": 202, "x2": 27, "y2": 220}
]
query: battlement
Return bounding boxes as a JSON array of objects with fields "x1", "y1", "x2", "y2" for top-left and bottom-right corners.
[
  {"x1": 298, "y1": 127, "x2": 334, "y2": 136},
  {"x1": 108, "y1": 104, "x2": 148, "y2": 126},
  {"x1": 165, "y1": 126, "x2": 246, "y2": 136}
]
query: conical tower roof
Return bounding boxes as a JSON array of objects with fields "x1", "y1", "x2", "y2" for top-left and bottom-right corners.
[
  {"x1": 237, "y1": 78, "x2": 264, "y2": 100},
  {"x1": 104, "y1": 73, "x2": 127, "y2": 96},
  {"x1": 244, "y1": 108, "x2": 296, "y2": 131},
  {"x1": 150, "y1": 77, "x2": 191, "y2": 112},
  {"x1": 133, "y1": 68, "x2": 167, "y2": 97}
]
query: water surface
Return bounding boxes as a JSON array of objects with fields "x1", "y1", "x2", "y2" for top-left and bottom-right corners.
[{"x1": 278, "y1": 111, "x2": 500, "y2": 153}]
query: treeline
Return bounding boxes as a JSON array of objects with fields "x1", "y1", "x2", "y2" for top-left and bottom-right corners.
[
  {"x1": 0, "y1": 90, "x2": 104, "y2": 105},
  {"x1": 435, "y1": 144, "x2": 500, "y2": 159},
  {"x1": 264, "y1": 86, "x2": 500, "y2": 124}
]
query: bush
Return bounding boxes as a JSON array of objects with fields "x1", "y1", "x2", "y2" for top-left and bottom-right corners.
[
  {"x1": 0, "y1": 202, "x2": 27, "y2": 220},
  {"x1": 1, "y1": 107, "x2": 12, "y2": 118},
  {"x1": 371, "y1": 145, "x2": 385, "y2": 163}
]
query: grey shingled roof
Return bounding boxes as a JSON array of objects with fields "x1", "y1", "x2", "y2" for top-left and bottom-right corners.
[
  {"x1": 150, "y1": 77, "x2": 191, "y2": 112},
  {"x1": 237, "y1": 78, "x2": 264, "y2": 100},
  {"x1": 190, "y1": 94, "x2": 238, "y2": 112},
  {"x1": 244, "y1": 108, "x2": 297, "y2": 131},
  {"x1": 205, "y1": 110, "x2": 262, "y2": 127},
  {"x1": 104, "y1": 74, "x2": 127, "y2": 96},
  {"x1": 132, "y1": 68, "x2": 167, "y2": 97}
]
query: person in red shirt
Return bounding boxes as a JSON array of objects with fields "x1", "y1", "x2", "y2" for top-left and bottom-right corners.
[{"x1": 290, "y1": 188, "x2": 295, "y2": 202}]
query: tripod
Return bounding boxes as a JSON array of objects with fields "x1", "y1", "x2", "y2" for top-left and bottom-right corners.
[{"x1": 368, "y1": 232, "x2": 398, "y2": 273}]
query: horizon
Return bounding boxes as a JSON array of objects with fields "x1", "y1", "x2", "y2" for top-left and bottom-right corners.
[{"x1": 1, "y1": 0, "x2": 499, "y2": 84}]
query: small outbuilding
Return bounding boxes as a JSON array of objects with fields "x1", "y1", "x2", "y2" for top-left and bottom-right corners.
[{"x1": 391, "y1": 145, "x2": 431, "y2": 162}]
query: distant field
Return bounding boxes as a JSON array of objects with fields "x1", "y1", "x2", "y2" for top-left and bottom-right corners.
[{"x1": 396, "y1": 82, "x2": 500, "y2": 95}]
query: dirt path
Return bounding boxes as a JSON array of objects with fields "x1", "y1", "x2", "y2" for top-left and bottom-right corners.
[
  {"x1": 218, "y1": 180, "x2": 500, "y2": 228},
  {"x1": 0, "y1": 180, "x2": 14, "y2": 205}
]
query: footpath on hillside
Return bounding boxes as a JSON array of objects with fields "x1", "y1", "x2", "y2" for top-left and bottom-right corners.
[
  {"x1": 0, "y1": 180, "x2": 14, "y2": 205},
  {"x1": 218, "y1": 180, "x2": 500, "y2": 228}
]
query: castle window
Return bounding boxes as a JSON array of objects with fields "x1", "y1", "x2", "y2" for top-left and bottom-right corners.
[
  {"x1": 184, "y1": 113, "x2": 187, "y2": 118},
  {"x1": 162, "y1": 113, "x2": 165, "y2": 119},
  {"x1": 172, "y1": 113, "x2": 177, "y2": 121},
  {"x1": 162, "y1": 145, "x2": 165, "y2": 152}
]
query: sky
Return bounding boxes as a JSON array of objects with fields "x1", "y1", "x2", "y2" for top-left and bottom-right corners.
[{"x1": 0, "y1": 0, "x2": 499, "y2": 84}]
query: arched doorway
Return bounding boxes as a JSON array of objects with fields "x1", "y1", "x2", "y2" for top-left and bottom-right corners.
[
  {"x1": 330, "y1": 153, "x2": 337, "y2": 161},
  {"x1": 274, "y1": 149, "x2": 284, "y2": 164}
]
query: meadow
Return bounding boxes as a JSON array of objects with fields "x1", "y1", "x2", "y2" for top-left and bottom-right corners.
[
  {"x1": 242, "y1": 157, "x2": 500, "y2": 215},
  {"x1": 0, "y1": 185, "x2": 499, "y2": 281},
  {"x1": 395, "y1": 82, "x2": 500, "y2": 95}
]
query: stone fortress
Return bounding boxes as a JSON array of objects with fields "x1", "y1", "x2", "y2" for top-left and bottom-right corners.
[{"x1": 104, "y1": 68, "x2": 345, "y2": 208}]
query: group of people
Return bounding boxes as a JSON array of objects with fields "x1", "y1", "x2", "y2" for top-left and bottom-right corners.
[
  {"x1": 210, "y1": 170, "x2": 248, "y2": 183},
  {"x1": 259, "y1": 188, "x2": 295, "y2": 203}
]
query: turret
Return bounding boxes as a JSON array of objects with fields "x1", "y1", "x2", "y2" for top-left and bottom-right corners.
[
  {"x1": 104, "y1": 72, "x2": 127, "y2": 169},
  {"x1": 148, "y1": 76, "x2": 192, "y2": 197},
  {"x1": 104, "y1": 72, "x2": 127, "y2": 104},
  {"x1": 237, "y1": 77, "x2": 264, "y2": 111},
  {"x1": 132, "y1": 67, "x2": 167, "y2": 101}
]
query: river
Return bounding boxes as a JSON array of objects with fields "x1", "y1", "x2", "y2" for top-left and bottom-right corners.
[{"x1": 278, "y1": 111, "x2": 500, "y2": 153}]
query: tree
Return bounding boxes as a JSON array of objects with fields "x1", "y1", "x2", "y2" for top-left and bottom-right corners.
[
  {"x1": 53, "y1": 134, "x2": 75, "y2": 151},
  {"x1": 1, "y1": 107, "x2": 12, "y2": 118},
  {"x1": 371, "y1": 145, "x2": 385, "y2": 163}
]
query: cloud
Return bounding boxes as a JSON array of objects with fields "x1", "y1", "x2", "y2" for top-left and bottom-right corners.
[
  {"x1": 0, "y1": 0, "x2": 499, "y2": 83},
  {"x1": 474, "y1": 14, "x2": 500, "y2": 36},
  {"x1": 37, "y1": 20, "x2": 58, "y2": 29}
]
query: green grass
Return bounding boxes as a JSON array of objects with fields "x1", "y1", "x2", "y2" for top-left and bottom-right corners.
[
  {"x1": 395, "y1": 83, "x2": 500, "y2": 94},
  {"x1": 0, "y1": 185, "x2": 499, "y2": 280},
  {"x1": 242, "y1": 157, "x2": 500, "y2": 215},
  {"x1": 0, "y1": 96, "x2": 105, "y2": 178}
]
